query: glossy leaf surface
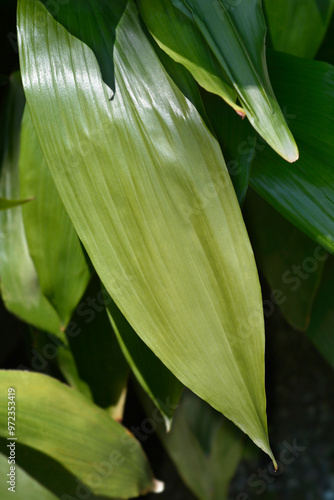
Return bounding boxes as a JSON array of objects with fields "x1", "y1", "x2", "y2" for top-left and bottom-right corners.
[
  {"x1": 138, "y1": 0, "x2": 298, "y2": 162},
  {"x1": 18, "y1": 0, "x2": 273, "y2": 460}
]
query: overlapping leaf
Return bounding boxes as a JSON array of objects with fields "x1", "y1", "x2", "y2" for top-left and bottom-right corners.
[
  {"x1": 202, "y1": 90, "x2": 256, "y2": 205},
  {"x1": 18, "y1": 0, "x2": 274, "y2": 460},
  {"x1": 0, "y1": 371, "x2": 156, "y2": 498},
  {"x1": 65, "y1": 273, "x2": 129, "y2": 418},
  {"x1": 0, "y1": 73, "x2": 61, "y2": 334},
  {"x1": 251, "y1": 51, "x2": 334, "y2": 254},
  {"x1": 264, "y1": 0, "x2": 334, "y2": 58},
  {"x1": 106, "y1": 292, "x2": 183, "y2": 428},
  {"x1": 140, "y1": 390, "x2": 243, "y2": 500},
  {"x1": 138, "y1": 0, "x2": 298, "y2": 162},
  {"x1": 20, "y1": 107, "x2": 91, "y2": 328},
  {"x1": 244, "y1": 190, "x2": 326, "y2": 331},
  {"x1": 251, "y1": 53, "x2": 334, "y2": 252}
]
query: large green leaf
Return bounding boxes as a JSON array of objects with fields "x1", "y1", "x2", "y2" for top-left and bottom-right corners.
[
  {"x1": 264, "y1": 0, "x2": 334, "y2": 59},
  {"x1": 18, "y1": 0, "x2": 274, "y2": 461},
  {"x1": 244, "y1": 189, "x2": 326, "y2": 331},
  {"x1": 0, "y1": 196, "x2": 33, "y2": 210},
  {"x1": 0, "y1": 371, "x2": 156, "y2": 498},
  {"x1": 0, "y1": 73, "x2": 61, "y2": 334},
  {"x1": 19, "y1": 107, "x2": 91, "y2": 328},
  {"x1": 0, "y1": 452, "x2": 59, "y2": 500},
  {"x1": 251, "y1": 50, "x2": 334, "y2": 254},
  {"x1": 138, "y1": 0, "x2": 298, "y2": 163}
]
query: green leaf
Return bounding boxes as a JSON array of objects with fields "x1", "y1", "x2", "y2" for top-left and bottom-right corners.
[
  {"x1": 19, "y1": 106, "x2": 91, "y2": 328},
  {"x1": 0, "y1": 73, "x2": 61, "y2": 334},
  {"x1": 18, "y1": 0, "x2": 274, "y2": 462},
  {"x1": 250, "y1": 50, "x2": 334, "y2": 254},
  {"x1": 105, "y1": 290, "x2": 183, "y2": 429},
  {"x1": 138, "y1": 0, "x2": 298, "y2": 163},
  {"x1": 65, "y1": 273, "x2": 129, "y2": 418},
  {"x1": 0, "y1": 196, "x2": 33, "y2": 210},
  {"x1": 264, "y1": 0, "x2": 334, "y2": 59},
  {"x1": 306, "y1": 256, "x2": 334, "y2": 368},
  {"x1": 141, "y1": 390, "x2": 243, "y2": 500},
  {"x1": 244, "y1": 189, "x2": 326, "y2": 331},
  {"x1": 40, "y1": 0, "x2": 128, "y2": 96},
  {"x1": 0, "y1": 370, "x2": 156, "y2": 497},
  {"x1": 0, "y1": 452, "x2": 58, "y2": 499},
  {"x1": 201, "y1": 90, "x2": 256, "y2": 205}
]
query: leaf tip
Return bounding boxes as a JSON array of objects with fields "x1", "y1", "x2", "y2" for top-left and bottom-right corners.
[
  {"x1": 164, "y1": 415, "x2": 172, "y2": 433},
  {"x1": 153, "y1": 479, "x2": 165, "y2": 494}
]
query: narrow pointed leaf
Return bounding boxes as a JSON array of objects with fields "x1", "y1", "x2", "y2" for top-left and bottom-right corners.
[
  {"x1": 66, "y1": 273, "x2": 129, "y2": 416},
  {"x1": 19, "y1": 107, "x2": 91, "y2": 327},
  {"x1": 40, "y1": 0, "x2": 128, "y2": 96},
  {"x1": 138, "y1": 0, "x2": 298, "y2": 162},
  {"x1": 105, "y1": 290, "x2": 183, "y2": 428},
  {"x1": 0, "y1": 371, "x2": 155, "y2": 497},
  {"x1": 244, "y1": 189, "x2": 326, "y2": 331},
  {"x1": 0, "y1": 196, "x2": 33, "y2": 210},
  {"x1": 0, "y1": 73, "x2": 61, "y2": 334},
  {"x1": 264, "y1": 0, "x2": 334, "y2": 59},
  {"x1": 18, "y1": 0, "x2": 273, "y2": 461},
  {"x1": 250, "y1": 51, "x2": 334, "y2": 254}
]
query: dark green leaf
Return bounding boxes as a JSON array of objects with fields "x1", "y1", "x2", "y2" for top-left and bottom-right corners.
[
  {"x1": 66, "y1": 273, "x2": 129, "y2": 417},
  {"x1": 0, "y1": 196, "x2": 33, "y2": 210},
  {"x1": 306, "y1": 256, "x2": 334, "y2": 368},
  {"x1": 106, "y1": 290, "x2": 183, "y2": 428},
  {"x1": 251, "y1": 51, "x2": 334, "y2": 254},
  {"x1": 264, "y1": 0, "x2": 334, "y2": 58},
  {"x1": 244, "y1": 189, "x2": 326, "y2": 331},
  {"x1": 202, "y1": 90, "x2": 256, "y2": 205}
]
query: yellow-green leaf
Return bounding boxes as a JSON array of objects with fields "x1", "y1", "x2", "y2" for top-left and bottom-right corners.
[{"x1": 18, "y1": 0, "x2": 274, "y2": 462}]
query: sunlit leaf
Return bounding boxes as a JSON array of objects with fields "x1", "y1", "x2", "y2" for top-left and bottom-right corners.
[
  {"x1": 0, "y1": 73, "x2": 61, "y2": 334},
  {"x1": 18, "y1": 0, "x2": 274, "y2": 461},
  {"x1": 138, "y1": 0, "x2": 298, "y2": 162},
  {"x1": 19, "y1": 107, "x2": 91, "y2": 328},
  {"x1": 0, "y1": 371, "x2": 156, "y2": 497}
]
